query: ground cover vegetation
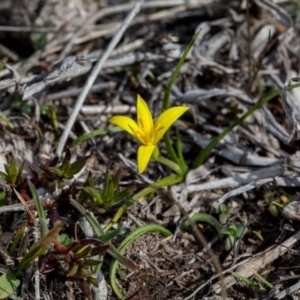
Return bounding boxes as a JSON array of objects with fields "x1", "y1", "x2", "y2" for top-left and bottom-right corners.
[{"x1": 0, "y1": 1, "x2": 300, "y2": 299}]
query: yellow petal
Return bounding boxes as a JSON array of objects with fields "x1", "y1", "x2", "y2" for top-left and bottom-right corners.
[
  {"x1": 154, "y1": 106, "x2": 189, "y2": 143},
  {"x1": 109, "y1": 116, "x2": 139, "y2": 140},
  {"x1": 137, "y1": 95, "x2": 153, "y2": 135},
  {"x1": 137, "y1": 145, "x2": 155, "y2": 173}
]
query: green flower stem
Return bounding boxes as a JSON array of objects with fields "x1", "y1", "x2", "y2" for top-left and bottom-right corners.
[
  {"x1": 104, "y1": 174, "x2": 184, "y2": 232},
  {"x1": 110, "y1": 224, "x2": 172, "y2": 299},
  {"x1": 153, "y1": 155, "x2": 183, "y2": 175},
  {"x1": 176, "y1": 128, "x2": 188, "y2": 174},
  {"x1": 181, "y1": 213, "x2": 223, "y2": 235}
]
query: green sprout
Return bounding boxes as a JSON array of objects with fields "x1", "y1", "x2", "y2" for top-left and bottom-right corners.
[{"x1": 181, "y1": 213, "x2": 247, "y2": 251}]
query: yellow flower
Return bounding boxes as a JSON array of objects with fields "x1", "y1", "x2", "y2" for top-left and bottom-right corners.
[{"x1": 109, "y1": 95, "x2": 189, "y2": 173}]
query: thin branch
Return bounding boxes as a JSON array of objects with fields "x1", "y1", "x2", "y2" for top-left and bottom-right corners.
[{"x1": 56, "y1": 0, "x2": 144, "y2": 157}]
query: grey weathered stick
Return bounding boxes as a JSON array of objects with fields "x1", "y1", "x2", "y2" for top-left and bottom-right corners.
[
  {"x1": 187, "y1": 164, "x2": 284, "y2": 193},
  {"x1": 212, "y1": 230, "x2": 300, "y2": 294},
  {"x1": 213, "y1": 182, "x2": 256, "y2": 208},
  {"x1": 273, "y1": 280, "x2": 300, "y2": 299},
  {"x1": 56, "y1": 0, "x2": 144, "y2": 157}
]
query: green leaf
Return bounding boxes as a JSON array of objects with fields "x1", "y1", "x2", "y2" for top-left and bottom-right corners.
[
  {"x1": 112, "y1": 185, "x2": 136, "y2": 204},
  {"x1": 175, "y1": 128, "x2": 188, "y2": 175},
  {"x1": 67, "y1": 263, "x2": 79, "y2": 277},
  {"x1": 99, "y1": 225, "x2": 123, "y2": 244},
  {"x1": 83, "y1": 259, "x2": 103, "y2": 266},
  {"x1": 85, "y1": 172, "x2": 95, "y2": 188},
  {"x1": 227, "y1": 224, "x2": 238, "y2": 237},
  {"x1": 65, "y1": 156, "x2": 89, "y2": 179},
  {"x1": 116, "y1": 268, "x2": 127, "y2": 280},
  {"x1": 230, "y1": 271, "x2": 260, "y2": 287},
  {"x1": 0, "y1": 271, "x2": 21, "y2": 299},
  {"x1": 107, "y1": 174, "x2": 183, "y2": 231},
  {"x1": 48, "y1": 156, "x2": 59, "y2": 168},
  {"x1": 28, "y1": 180, "x2": 49, "y2": 237},
  {"x1": 73, "y1": 245, "x2": 92, "y2": 260},
  {"x1": 70, "y1": 200, "x2": 138, "y2": 271},
  {"x1": 219, "y1": 228, "x2": 231, "y2": 235},
  {"x1": 11, "y1": 97, "x2": 31, "y2": 115},
  {"x1": 234, "y1": 224, "x2": 248, "y2": 238},
  {"x1": 192, "y1": 82, "x2": 300, "y2": 168},
  {"x1": 57, "y1": 233, "x2": 73, "y2": 246},
  {"x1": 219, "y1": 213, "x2": 228, "y2": 225},
  {"x1": 42, "y1": 104, "x2": 58, "y2": 132},
  {"x1": 162, "y1": 31, "x2": 200, "y2": 110},
  {"x1": 89, "y1": 245, "x2": 110, "y2": 256},
  {"x1": 162, "y1": 31, "x2": 200, "y2": 167},
  {"x1": 16, "y1": 245, "x2": 42, "y2": 274},
  {"x1": 6, "y1": 158, "x2": 17, "y2": 184},
  {"x1": 61, "y1": 147, "x2": 71, "y2": 171},
  {"x1": 82, "y1": 187, "x2": 103, "y2": 205},
  {"x1": 43, "y1": 166, "x2": 64, "y2": 178},
  {"x1": 112, "y1": 170, "x2": 121, "y2": 189},
  {"x1": 30, "y1": 33, "x2": 47, "y2": 51},
  {"x1": 9, "y1": 223, "x2": 27, "y2": 255},
  {"x1": 70, "y1": 127, "x2": 123, "y2": 148},
  {"x1": 252, "y1": 270, "x2": 274, "y2": 289},
  {"x1": 220, "y1": 203, "x2": 229, "y2": 214},
  {"x1": 0, "y1": 171, "x2": 9, "y2": 182},
  {"x1": 225, "y1": 235, "x2": 235, "y2": 251},
  {"x1": 16, "y1": 221, "x2": 63, "y2": 274},
  {"x1": 0, "y1": 190, "x2": 6, "y2": 206},
  {"x1": 16, "y1": 161, "x2": 25, "y2": 185},
  {"x1": 102, "y1": 172, "x2": 115, "y2": 202}
]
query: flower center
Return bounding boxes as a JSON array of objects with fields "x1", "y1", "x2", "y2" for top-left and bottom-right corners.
[
  {"x1": 136, "y1": 118, "x2": 154, "y2": 145},
  {"x1": 135, "y1": 129, "x2": 153, "y2": 145}
]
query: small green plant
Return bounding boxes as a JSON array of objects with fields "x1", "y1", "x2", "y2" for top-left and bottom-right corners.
[
  {"x1": 181, "y1": 213, "x2": 247, "y2": 251},
  {"x1": 30, "y1": 33, "x2": 47, "y2": 51},
  {"x1": 0, "y1": 221, "x2": 63, "y2": 300},
  {"x1": 230, "y1": 270, "x2": 274, "y2": 292},
  {"x1": 41, "y1": 237, "x2": 110, "y2": 299},
  {"x1": 0, "y1": 157, "x2": 25, "y2": 188},
  {"x1": 262, "y1": 192, "x2": 290, "y2": 218},
  {"x1": 41, "y1": 103, "x2": 58, "y2": 132},
  {"x1": 0, "y1": 148, "x2": 139, "y2": 300},
  {"x1": 39, "y1": 146, "x2": 89, "y2": 182},
  {"x1": 219, "y1": 203, "x2": 232, "y2": 225},
  {"x1": 11, "y1": 96, "x2": 31, "y2": 115},
  {"x1": 78, "y1": 170, "x2": 135, "y2": 212},
  {"x1": 220, "y1": 224, "x2": 247, "y2": 251}
]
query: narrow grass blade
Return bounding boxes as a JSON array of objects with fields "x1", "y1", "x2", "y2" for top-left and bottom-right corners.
[
  {"x1": 28, "y1": 180, "x2": 49, "y2": 237},
  {"x1": 162, "y1": 31, "x2": 200, "y2": 166},
  {"x1": 70, "y1": 199, "x2": 138, "y2": 271},
  {"x1": 192, "y1": 83, "x2": 300, "y2": 168},
  {"x1": 16, "y1": 221, "x2": 63, "y2": 274},
  {"x1": 70, "y1": 126, "x2": 123, "y2": 148},
  {"x1": 252, "y1": 269, "x2": 274, "y2": 289}
]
